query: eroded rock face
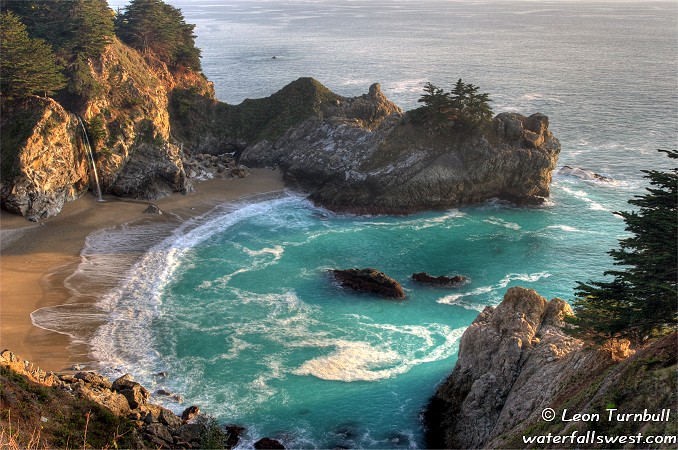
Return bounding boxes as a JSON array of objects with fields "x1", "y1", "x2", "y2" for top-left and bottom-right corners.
[
  {"x1": 0, "y1": 97, "x2": 90, "y2": 219},
  {"x1": 241, "y1": 86, "x2": 560, "y2": 214},
  {"x1": 330, "y1": 268, "x2": 406, "y2": 299}
]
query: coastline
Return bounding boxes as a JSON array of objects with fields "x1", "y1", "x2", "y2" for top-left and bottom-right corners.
[{"x1": 0, "y1": 169, "x2": 286, "y2": 373}]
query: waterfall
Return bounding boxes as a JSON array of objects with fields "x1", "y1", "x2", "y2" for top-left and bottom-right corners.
[{"x1": 76, "y1": 115, "x2": 103, "y2": 201}]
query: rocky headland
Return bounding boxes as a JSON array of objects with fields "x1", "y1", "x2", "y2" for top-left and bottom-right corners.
[
  {"x1": 240, "y1": 84, "x2": 561, "y2": 214},
  {"x1": 424, "y1": 287, "x2": 677, "y2": 449}
]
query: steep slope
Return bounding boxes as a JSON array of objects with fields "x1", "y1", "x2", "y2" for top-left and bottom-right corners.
[{"x1": 424, "y1": 287, "x2": 677, "y2": 449}]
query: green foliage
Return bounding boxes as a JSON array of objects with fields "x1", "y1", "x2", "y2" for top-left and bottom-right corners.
[
  {"x1": 2, "y1": 0, "x2": 115, "y2": 101},
  {"x1": 416, "y1": 79, "x2": 493, "y2": 131},
  {"x1": 86, "y1": 115, "x2": 107, "y2": 149},
  {"x1": 197, "y1": 415, "x2": 228, "y2": 449},
  {"x1": 115, "y1": 0, "x2": 202, "y2": 70},
  {"x1": 0, "y1": 12, "x2": 66, "y2": 100},
  {"x1": 569, "y1": 150, "x2": 678, "y2": 345}
]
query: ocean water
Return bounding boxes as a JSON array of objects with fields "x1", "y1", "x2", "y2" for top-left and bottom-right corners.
[{"x1": 68, "y1": 1, "x2": 678, "y2": 448}]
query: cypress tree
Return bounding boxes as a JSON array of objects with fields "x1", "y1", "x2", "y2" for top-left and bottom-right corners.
[
  {"x1": 570, "y1": 150, "x2": 678, "y2": 344},
  {"x1": 0, "y1": 12, "x2": 66, "y2": 100},
  {"x1": 115, "y1": 0, "x2": 202, "y2": 70}
]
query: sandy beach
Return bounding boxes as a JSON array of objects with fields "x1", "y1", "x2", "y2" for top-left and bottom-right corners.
[{"x1": 0, "y1": 169, "x2": 285, "y2": 373}]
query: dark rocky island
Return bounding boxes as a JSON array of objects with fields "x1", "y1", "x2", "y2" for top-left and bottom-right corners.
[{"x1": 330, "y1": 268, "x2": 406, "y2": 299}]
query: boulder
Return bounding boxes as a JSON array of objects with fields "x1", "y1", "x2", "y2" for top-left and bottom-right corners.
[
  {"x1": 231, "y1": 165, "x2": 249, "y2": 178},
  {"x1": 411, "y1": 272, "x2": 468, "y2": 287},
  {"x1": 181, "y1": 405, "x2": 200, "y2": 422},
  {"x1": 331, "y1": 268, "x2": 405, "y2": 299},
  {"x1": 223, "y1": 425, "x2": 245, "y2": 449},
  {"x1": 112, "y1": 374, "x2": 150, "y2": 410},
  {"x1": 143, "y1": 204, "x2": 163, "y2": 214}
]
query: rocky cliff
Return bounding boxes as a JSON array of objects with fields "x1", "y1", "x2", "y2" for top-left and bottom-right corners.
[
  {"x1": 424, "y1": 287, "x2": 677, "y2": 449},
  {"x1": 0, "y1": 37, "x2": 212, "y2": 219},
  {"x1": 0, "y1": 97, "x2": 90, "y2": 218},
  {"x1": 240, "y1": 86, "x2": 560, "y2": 214}
]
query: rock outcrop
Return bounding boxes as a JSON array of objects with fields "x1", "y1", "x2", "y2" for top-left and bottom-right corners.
[
  {"x1": 330, "y1": 268, "x2": 406, "y2": 299},
  {"x1": 0, "y1": 350, "x2": 253, "y2": 449},
  {"x1": 241, "y1": 86, "x2": 560, "y2": 214},
  {"x1": 424, "y1": 287, "x2": 677, "y2": 449}
]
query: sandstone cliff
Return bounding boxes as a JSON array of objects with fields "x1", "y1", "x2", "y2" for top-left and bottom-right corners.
[
  {"x1": 424, "y1": 287, "x2": 677, "y2": 449},
  {"x1": 240, "y1": 87, "x2": 560, "y2": 214},
  {"x1": 2, "y1": 46, "x2": 560, "y2": 219}
]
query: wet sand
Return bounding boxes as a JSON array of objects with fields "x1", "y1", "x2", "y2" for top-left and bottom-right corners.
[{"x1": 0, "y1": 169, "x2": 286, "y2": 372}]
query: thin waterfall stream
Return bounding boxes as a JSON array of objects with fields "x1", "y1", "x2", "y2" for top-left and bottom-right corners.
[{"x1": 76, "y1": 115, "x2": 103, "y2": 201}]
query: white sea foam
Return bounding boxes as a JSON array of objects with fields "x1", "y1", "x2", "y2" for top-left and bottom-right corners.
[
  {"x1": 560, "y1": 186, "x2": 611, "y2": 211},
  {"x1": 292, "y1": 323, "x2": 463, "y2": 382},
  {"x1": 546, "y1": 224, "x2": 581, "y2": 232},
  {"x1": 498, "y1": 272, "x2": 552, "y2": 288},
  {"x1": 437, "y1": 272, "x2": 552, "y2": 309},
  {"x1": 483, "y1": 217, "x2": 521, "y2": 230}
]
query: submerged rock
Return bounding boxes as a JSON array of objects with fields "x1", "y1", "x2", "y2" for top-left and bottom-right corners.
[
  {"x1": 411, "y1": 272, "x2": 468, "y2": 287},
  {"x1": 558, "y1": 165, "x2": 615, "y2": 183},
  {"x1": 331, "y1": 268, "x2": 406, "y2": 299}
]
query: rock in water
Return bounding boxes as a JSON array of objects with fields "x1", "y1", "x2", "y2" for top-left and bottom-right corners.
[
  {"x1": 181, "y1": 405, "x2": 200, "y2": 422},
  {"x1": 411, "y1": 272, "x2": 468, "y2": 287},
  {"x1": 143, "y1": 204, "x2": 162, "y2": 214},
  {"x1": 254, "y1": 437, "x2": 285, "y2": 449},
  {"x1": 330, "y1": 268, "x2": 406, "y2": 299}
]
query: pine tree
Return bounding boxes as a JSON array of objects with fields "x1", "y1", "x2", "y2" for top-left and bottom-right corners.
[
  {"x1": 570, "y1": 150, "x2": 678, "y2": 345},
  {"x1": 0, "y1": 12, "x2": 66, "y2": 100}
]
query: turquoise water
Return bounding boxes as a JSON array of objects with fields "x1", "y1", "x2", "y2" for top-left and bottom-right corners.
[
  {"x1": 90, "y1": 178, "x2": 634, "y2": 448},
  {"x1": 91, "y1": 1, "x2": 678, "y2": 447}
]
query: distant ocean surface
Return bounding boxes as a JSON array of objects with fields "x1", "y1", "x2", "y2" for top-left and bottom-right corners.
[{"x1": 84, "y1": 1, "x2": 678, "y2": 447}]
